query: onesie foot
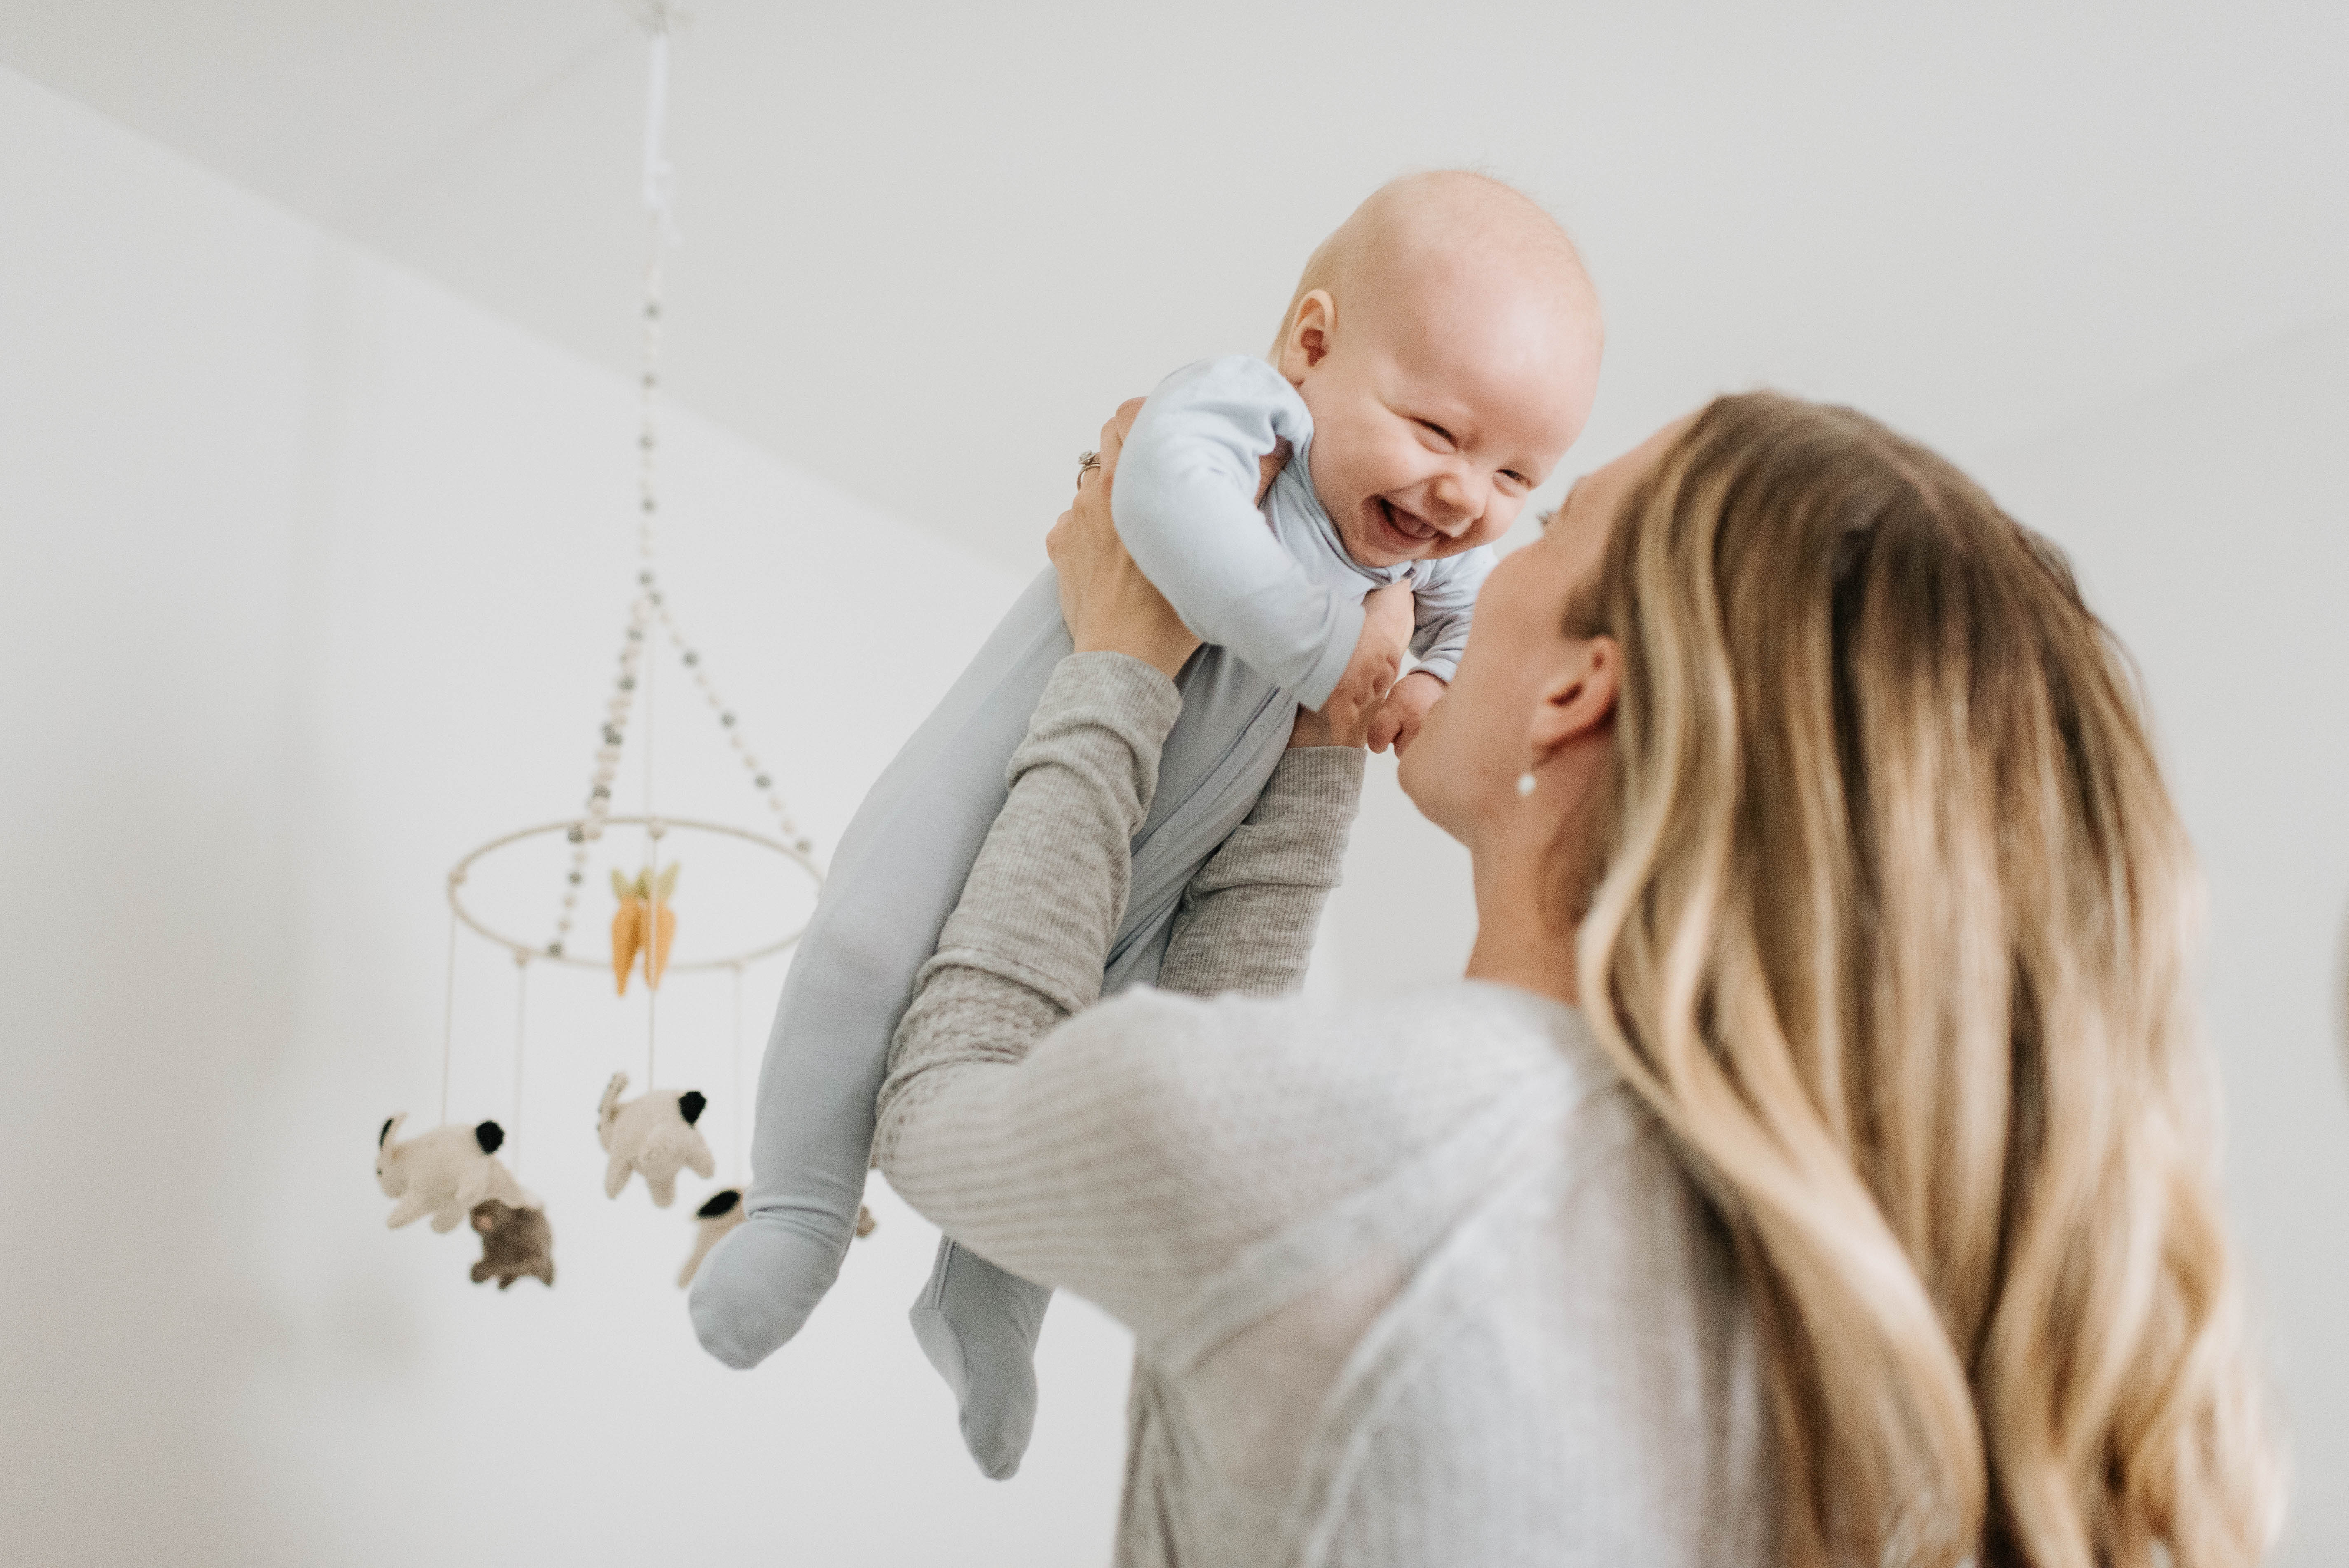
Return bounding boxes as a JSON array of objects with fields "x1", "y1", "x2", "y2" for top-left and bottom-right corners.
[
  {"x1": 688, "y1": 1213, "x2": 848, "y2": 1369},
  {"x1": 909, "y1": 1238, "x2": 1050, "y2": 1480}
]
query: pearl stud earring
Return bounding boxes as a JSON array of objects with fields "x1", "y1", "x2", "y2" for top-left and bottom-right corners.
[{"x1": 1516, "y1": 771, "x2": 1538, "y2": 797}]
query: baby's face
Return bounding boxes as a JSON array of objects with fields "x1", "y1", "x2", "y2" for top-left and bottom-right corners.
[{"x1": 1292, "y1": 271, "x2": 1600, "y2": 570}]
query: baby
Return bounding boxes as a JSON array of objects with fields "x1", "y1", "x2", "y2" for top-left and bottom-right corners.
[{"x1": 689, "y1": 171, "x2": 1604, "y2": 1476}]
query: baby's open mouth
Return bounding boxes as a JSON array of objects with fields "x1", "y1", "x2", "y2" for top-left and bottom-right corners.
[{"x1": 1377, "y1": 497, "x2": 1439, "y2": 543}]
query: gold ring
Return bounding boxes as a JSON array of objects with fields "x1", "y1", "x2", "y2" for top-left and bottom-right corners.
[{"x1": 1077, "y1": 450, "x2": 1101, "y2": 482}]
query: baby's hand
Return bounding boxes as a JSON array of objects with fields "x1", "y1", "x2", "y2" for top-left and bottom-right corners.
[
  {"x1": 1318, "y1": 582, "x2": 1414, "y2": 741},
  {"x1": 1367, "y1": 668, "x2": 1445, "y2": 756}
]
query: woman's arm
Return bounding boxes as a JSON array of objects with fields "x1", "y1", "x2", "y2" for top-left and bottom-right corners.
[
  {"x1": 1158, "y1": 744, "x2": 1363, "y2": 999},
  {"x1": 871, "y1": 654, "x2": 1366, "y2": 1335},
  {"x1": 870, "y1": 652, "x2": 1196, "y2": 1327}
]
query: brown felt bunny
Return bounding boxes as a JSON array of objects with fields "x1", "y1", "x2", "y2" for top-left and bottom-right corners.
[{"x1": 468, "y1": 1199, "x2": 556, "y2": 1289}]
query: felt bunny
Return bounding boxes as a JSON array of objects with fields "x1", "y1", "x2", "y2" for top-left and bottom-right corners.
[
  {"x1": 677, "y1": 1188, "x2": 877, "y2": 1288},
  {"x1": 469, "y1": 1199, "x2": 556, "y2": 1289},
  {"x1": 677, "y1": 1187, "x2": 747, "y2": 1288},
  {"x1": 597, "y1": 1071, "x2": 714, "y2": 1207},
  {"x1": 375, "y1": 1113, "x2": 531, "y2": 1232}
]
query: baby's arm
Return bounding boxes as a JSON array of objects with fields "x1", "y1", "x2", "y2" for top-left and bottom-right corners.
[
  {"x1": 1404, "y1": 545, "x2": 1495, "y2": 685},
  {"x1": 1112, "y1": 357, "x2": 1367, "y2": 711}
]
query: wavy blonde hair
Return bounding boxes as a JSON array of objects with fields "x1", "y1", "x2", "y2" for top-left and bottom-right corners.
[{"x1": 1568, "y1": 393, "x2": 2279, "y2": 1567}]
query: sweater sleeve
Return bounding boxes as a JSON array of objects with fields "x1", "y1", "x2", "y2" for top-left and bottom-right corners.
[
  {"x1": 1111, "y1": 356, "x2": 1365, "y2": 708},
  {"x1": 1404, "y1": 544, "x2": 1494, "y2": 685},
  {"x1": 1157, "y1": 745, "x2": 1364, "y2": 1000}
]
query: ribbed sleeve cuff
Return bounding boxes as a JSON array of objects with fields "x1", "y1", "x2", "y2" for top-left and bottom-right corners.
[
  {"x1": 1270, "y1": 742, "x2": 1368, "y2": 800},
  {"x1": 1234, "y1": 744, "x2": 1364, "y2": 889}
]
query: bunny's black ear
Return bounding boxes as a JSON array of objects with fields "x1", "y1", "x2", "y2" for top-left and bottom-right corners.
[
  {"x1": 678, "y1": 1091, "x2": 707, "y2": 1126},
  {"x1": 697, "y1": 1188, "x2": 741, "y2": 1219},
  {"x1": 474, "y1": 1120, "x2": 506, "y2": 1155},
  {"x1": 379, "y1": 1117, "x2": 395, "y2": 1148}
]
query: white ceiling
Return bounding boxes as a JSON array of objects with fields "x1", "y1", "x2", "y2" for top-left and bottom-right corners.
[{"x1": 6, "y1": 2, "x2": 2345, "y2": 568}]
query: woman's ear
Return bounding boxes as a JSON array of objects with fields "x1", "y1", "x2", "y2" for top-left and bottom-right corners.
[
  {"x1": 1527, "y1": 636, "x2": 1619, "y2": 762},
  {"x1": 1278, "y1": 290, "x2": 1336, "y2": 382}
]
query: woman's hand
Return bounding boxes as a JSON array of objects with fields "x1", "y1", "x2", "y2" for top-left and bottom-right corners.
[{"x1": 1048, "y1": 402, "x2": 1203, "y2": 681}]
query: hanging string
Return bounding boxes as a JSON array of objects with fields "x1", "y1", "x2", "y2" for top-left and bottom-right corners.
[
  {"x1": 731, "y1": 962, "x2": 745, "y2": 1183},
  {"x1": 645, "y1": 609, "x2": 661, "y2": 1089},
  {"x1": 439, "y1": 897, "x2": 459, "y2": 1126},
  {"x1": 511, "y1": 954, "x2": 530, "y2": 1179},
  {"x1": 635, "y1": 3, "x2": 676, "y2": 1092},
  {"x1": 640, "y1": 8, "x2": 680, "y2": 245}
]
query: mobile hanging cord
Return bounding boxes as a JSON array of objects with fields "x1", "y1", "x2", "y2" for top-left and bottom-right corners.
[
  {"x1": 638, "y1": 3, "x2": 678, "y2": 1088},
  {"x1": 731, "y1": 961, "x2": 745, "y2": 1183},
  {"x1": 439, "y1": 899, "x2": 459, "y2": 1125},
  {"x1": 382, "y1": 0, "x2": 824, "y2": 1270},
  {"x1": 512, "y1": 954, "x2": 530, "y2": 1179}
]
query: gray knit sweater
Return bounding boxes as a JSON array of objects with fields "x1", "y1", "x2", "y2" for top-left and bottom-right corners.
[{"x1": 874, "y1": 654, "x2": 1775, "y2": 1567}]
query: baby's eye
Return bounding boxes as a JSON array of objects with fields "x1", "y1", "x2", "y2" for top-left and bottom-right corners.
[
  {"x1": 1414, "y1": 419, "x2": 1457, "y2": 450},
  {"x1": 1496, "y1": 470, "x2": 1531, "y2": 493}
]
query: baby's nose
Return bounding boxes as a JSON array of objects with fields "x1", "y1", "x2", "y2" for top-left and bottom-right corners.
[{"x1": 1428, "y1": 468, "x2": 1486, "y2": 532}]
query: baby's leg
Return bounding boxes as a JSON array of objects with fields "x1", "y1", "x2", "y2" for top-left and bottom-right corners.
[
  {"x1": 909, "y1": 1239, "x2": 1050, "y2": 1479},
  {"x1": 689, "y1": 570, "x2": 1071, "y2": 1374},
  {"x1": 904, "y1": 648, "x2": 1298, "y2": 1478}
]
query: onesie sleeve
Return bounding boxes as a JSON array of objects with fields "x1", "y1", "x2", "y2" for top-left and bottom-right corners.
[
  {"x1": 1405, "y1": 544, "x2": 1495, "y2": 685},
  {"x1": 1111, "y1": 356, "x2": 1366, "y2": 709}
]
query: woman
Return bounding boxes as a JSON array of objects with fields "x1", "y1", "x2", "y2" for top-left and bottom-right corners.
[{"x1": 873, "y1": 393, "x2": 2279, "y2": 1567}]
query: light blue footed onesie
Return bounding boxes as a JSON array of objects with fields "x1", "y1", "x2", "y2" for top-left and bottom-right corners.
[{"x1": 687, "y1": 356, "x2": 1492, "y2": 1477}]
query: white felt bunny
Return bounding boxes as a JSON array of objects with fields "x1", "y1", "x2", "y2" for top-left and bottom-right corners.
[
  {"x1": 677, "y1": 1186, "x2": 748, "y2": 1288},
  {"x1": 677, "y1": 1187, "x2": 876, "y2": 1288},
  {"x1": 597, "y1": 1071, "x2": 715, "y2": 1207},
  {"x1": 375, "y1": 1113, "x2": 533, "y2": 1232}
]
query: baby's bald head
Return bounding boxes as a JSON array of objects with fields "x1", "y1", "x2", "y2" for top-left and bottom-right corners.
[
  {"x1": 1268, "y1": 172, "x2": 1605, "y2": 570},
  {"x1": 1273, "y1": 171, "x2": 1600, "y2": 363}
]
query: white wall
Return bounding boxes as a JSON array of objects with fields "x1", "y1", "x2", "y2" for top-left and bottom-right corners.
[
  {"x1": 0, "y1": 66, "x2": 1137, "y2": 1568},
  {"x1": 1318, "y1": 323, "x2": 2349, "y2": 1561}
]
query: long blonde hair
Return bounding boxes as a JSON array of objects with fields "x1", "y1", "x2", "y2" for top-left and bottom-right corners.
[{"x1": 1570, "y1": 393, "x2": 2279, "y2": 1567}]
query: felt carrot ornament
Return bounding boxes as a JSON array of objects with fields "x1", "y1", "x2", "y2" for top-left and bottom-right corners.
[
  {"x1": 610, "y1": 870, "x2": 644, "y2": 994},
  {"x1": 610, "y1": 864, "x2": 682, "y2": 995},
  {"x1": 645, "y1": 862, "x2": 679, "y2": 987}
]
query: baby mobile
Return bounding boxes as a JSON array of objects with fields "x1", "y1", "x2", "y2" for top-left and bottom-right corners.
[{"x1": 374, "y1": 3, "x2": 848, "y2": 1293}]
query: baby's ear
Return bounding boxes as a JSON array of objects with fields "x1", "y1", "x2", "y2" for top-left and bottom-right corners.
[{"x1": 1278, "y1": 290, "x2": 1336, "y2": 381}]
